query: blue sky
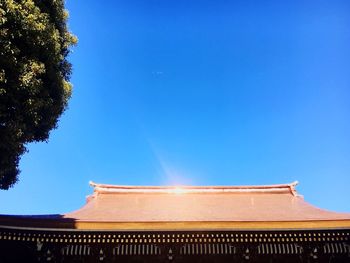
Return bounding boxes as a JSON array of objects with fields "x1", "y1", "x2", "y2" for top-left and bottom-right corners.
[{"x1": 1, "y1": 0, "x2": 349, "y2": 214}]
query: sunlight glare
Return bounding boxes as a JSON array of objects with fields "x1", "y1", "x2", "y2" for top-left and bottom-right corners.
[{"x1": 172, "y1": 187, "x2": 187, "y2": 194}]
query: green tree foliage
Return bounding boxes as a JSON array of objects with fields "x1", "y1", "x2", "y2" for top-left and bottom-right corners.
[{"x1": 0, "y1": 0, "x2": 77, "y2": 189}]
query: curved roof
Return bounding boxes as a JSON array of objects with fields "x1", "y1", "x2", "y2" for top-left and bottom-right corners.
[
  {"x1": 1, "y1": 182, "x2": 350, "y2": 230},
  {"x1": 61, "y1": 181, "x2": 350, "y2": 230}
]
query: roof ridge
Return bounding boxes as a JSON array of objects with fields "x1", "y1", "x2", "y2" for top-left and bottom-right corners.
[{"x1": 89, "y1": 181, "x2": 300, "y2": 195}]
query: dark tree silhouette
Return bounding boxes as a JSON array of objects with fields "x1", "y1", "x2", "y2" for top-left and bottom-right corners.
[{"x1": 0, "y1": 0, "x2": 77, "y2": 189}]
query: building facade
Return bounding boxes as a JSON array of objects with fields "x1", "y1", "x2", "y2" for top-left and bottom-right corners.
[{"x1": 0, "y1": 182, "x2": 349, "y2": 262}]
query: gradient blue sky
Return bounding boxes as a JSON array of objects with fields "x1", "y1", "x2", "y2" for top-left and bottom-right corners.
[{"x1": 1, "y1": 0, "x2": 350, "y2": 214}]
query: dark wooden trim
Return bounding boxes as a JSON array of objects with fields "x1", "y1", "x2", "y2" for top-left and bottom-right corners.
[{"x1": 0, "y1": 228, "x2": 349, "y2": 262}]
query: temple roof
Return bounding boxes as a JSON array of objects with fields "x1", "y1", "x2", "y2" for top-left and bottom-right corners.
[{"x1": 1, "y1": 181, "x2": 350, "y2": 230}]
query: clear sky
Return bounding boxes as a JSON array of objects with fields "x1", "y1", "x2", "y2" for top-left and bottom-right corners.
[{"x1": 1, "y1": 0, "x2": 349, "y2": 214}]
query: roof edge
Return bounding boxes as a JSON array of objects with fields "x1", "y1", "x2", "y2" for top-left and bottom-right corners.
[{"x1": 2, "y1": 218, "x2": 350, "y2": 231}]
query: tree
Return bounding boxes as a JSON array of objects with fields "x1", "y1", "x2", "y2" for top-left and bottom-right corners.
[{"x1": 0, "y1": 0, "x2": 77, "y2": 189}]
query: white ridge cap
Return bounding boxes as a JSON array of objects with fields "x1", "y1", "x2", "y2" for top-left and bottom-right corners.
[{"x1": 88, "y1": 181, "x2": 300, "y2": 195}]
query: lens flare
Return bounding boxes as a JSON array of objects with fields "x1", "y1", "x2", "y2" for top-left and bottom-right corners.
[{"x1": 172, "y1": 187, "x2": 187, "y2": 194}]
